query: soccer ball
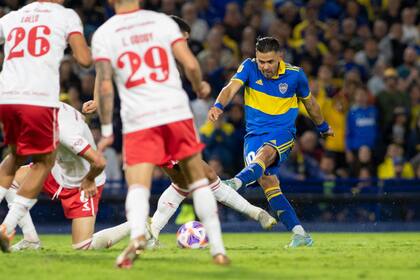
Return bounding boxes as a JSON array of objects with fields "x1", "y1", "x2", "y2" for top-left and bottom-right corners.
[{"x1": 176, "y1": 221, "x2": 208, "y2": 249}]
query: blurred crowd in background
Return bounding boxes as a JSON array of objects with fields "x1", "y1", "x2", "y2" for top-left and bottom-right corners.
[{"x1": 0, "y1": 0, "x2": 420, "y2": 193}]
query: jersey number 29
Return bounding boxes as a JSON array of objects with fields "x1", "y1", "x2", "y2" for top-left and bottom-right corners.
[{"x1": 117, "y1": 46, "x2": 169, "y2": 89}]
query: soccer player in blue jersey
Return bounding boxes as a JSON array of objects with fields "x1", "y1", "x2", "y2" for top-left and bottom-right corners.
[{"x1": 208, "y1": 37, "x2": 334, "y2": 247}]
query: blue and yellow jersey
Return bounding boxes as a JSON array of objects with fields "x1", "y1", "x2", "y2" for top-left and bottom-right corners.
[{"x1": 231, "y1": 58, "x2": 311, "y2": 135}]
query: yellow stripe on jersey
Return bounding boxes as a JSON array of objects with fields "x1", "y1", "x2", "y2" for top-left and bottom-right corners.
[
  {"x1": 231, "y1": 78, "x2": 244, "y2": 85},
  {"x1": 244, "y1": 87, "x2": 298, "y2": 115},
  {"x1": 298, "y1": 91, "x2": 312, "y2": 100}
]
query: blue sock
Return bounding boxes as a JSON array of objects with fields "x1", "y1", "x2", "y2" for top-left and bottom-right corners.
[
  {"x1": 236, "y1": 161, "x2": 265, "y2": 186},
  {"x1": 264, "y1": 187, "x2": 300, "y2": 231}
]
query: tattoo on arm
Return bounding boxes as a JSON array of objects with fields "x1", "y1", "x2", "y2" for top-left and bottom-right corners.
[
  {"x1": 95, "y1": 61, "x2": 114, "y2": 125},
  {"x1": 302, "y1": 95, "x2": 324, "y2": 125}
]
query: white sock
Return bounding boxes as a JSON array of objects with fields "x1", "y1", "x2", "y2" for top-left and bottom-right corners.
[
  {"x1": 190, "y1": 179, "x2": 226, "y2": 256},
  {"x1": 72, "y1": 238, "x2": 93, "y2": 250},
  {"x1": 90, "y1": 221, "x2": 130, "y2": 249},
  {"x1": 0, "y1": 186, "x2": 8, "y2": 202},
  {"x1": 151, "y1": 184, "x2": 187, "y2": 238},
  {"x1": 5, "y1": 186, "x2": 39, "y2": 242},
  {"x1": 2, "y1": 194, "x2": 37, "y2": 235},
  {"x1": 211, "y1": 178, "x2": 261, "y2": 220},
  {"x1": 292, "y1": 225, "x2": 306, "y2": 235},
  {"x1": 126, "y1": 186, "x2": 150, "y2": 240}
]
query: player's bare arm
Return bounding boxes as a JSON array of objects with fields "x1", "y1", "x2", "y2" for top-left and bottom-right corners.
[
  {"x1": 82, "y1": 76, "x2": 100, "y2": 114},
  {"x1": 208, "y1": 79, "x2": 243, "y2": 122},
  {"x1": 301, "y1": 95, "x2": 334, "y2": 137},
  {"x1": 96, "y1": 60, "x2": 115, "y2": 151},
  {"x1": 79, "y1": 148, "x2": 106, "y2": 198},
  {"x1": 172, "y1": 40, "x2": 209, "y2": 98},
  {"x1": 68, "y1": 33, "x2": 92, "y2": 68}
]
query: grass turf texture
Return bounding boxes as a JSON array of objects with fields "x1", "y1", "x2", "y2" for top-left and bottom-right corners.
[{"x1": 1, "y1": 233, "x2": 420, "y2": 280}]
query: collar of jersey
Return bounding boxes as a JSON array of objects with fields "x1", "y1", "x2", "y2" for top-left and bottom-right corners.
[
  {"x1": 118, "y1": 8, "x2": 141, "y2": 15},
  {"x1": 271, "y1": 60, "x2": 286, "y2": 79}
]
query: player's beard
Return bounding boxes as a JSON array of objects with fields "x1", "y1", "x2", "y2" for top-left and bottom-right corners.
[{"x1": 262, "y1": 71, "x2": 273, "y2": 79}]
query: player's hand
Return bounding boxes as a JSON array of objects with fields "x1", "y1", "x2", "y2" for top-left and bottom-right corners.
[
  {"x1": 320, "y1": 127, "x2": 334, "y2": 138},
  {"x1": 196, "y1": 81, "x2": 211, "y2": 99},
  {"x1": 80, "y1": 178, "x2": 98, "y2": 199},
  {"x1": 82, "y1": 100, "x2": 97, "y2": 114},
  {"x1": 98, "y1": 135, "x2": 114, "y2": 153},
  {"x1": 208, "y1": 106, "x2": 223, "y2": 122}
]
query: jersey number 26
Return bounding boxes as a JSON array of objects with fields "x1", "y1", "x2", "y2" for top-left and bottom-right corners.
[{"x1": 6, "y1": 25, "x2": 51, "y2": 60}]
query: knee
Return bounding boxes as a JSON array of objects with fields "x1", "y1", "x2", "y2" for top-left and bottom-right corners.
[
  {"x1": 204, "y1": 164, "x2": 218, "y2": 182},
  {"x1": 258, "y1": 176, "x2": 280, "y2": 190},
  {"x1": 257, "y1": 145, "x2": 278, "y2": 166}
]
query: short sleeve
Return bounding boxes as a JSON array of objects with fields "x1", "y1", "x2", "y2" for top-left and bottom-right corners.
[
  {"x1": 64, "y1": 9, "x2": 84, "y2": 40},
  {"x1": 58, "y1": 108, "x2": 91, "y2": 155},
  {"x1": 92, "y1": 29, "x2": 111, "y2": 62},
  {"x1": 231, "y1": 59, "x2": 252, "y2": 85},
  {"x1": 296, "y1": 68, "x2": 311, "y2": 99},
  {"x1": 60, "y1": 125, "x2": 91, "y2": 155},
  {"x1": 163, "y1": 15, "x2": 185, "y2": 47}
]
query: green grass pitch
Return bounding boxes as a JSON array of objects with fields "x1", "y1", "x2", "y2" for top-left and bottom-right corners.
[{"x1": 1, "y1": 233, "x2": 420, "y2": 280}]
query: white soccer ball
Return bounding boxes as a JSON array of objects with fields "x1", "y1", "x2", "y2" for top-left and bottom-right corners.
[{"x1": 176, "y1": 221, "x2": 208, "y2": 249}]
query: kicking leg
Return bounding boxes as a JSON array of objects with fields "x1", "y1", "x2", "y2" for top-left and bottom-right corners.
[
  {"x1": 202, "y1": 160, "x2": 276, "y2": 229},
  {"x1": 225, "y1": 145, "x2": 277, "y2": 190}
]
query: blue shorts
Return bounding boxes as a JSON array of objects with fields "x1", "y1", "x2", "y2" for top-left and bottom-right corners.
[{"x1": 243, "y1": 130, "x2": 295, "y2": 176}]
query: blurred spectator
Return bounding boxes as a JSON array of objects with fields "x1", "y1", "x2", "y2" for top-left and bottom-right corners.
[
  {"x1": 385, "y1": 107, "x2": 410, "y2": 147},
  {"x1": 381, "y1": 0, "x2": 402, "y2": 25},
  {"x1": 222, "y1": 2, "x2": 244, "y2": 43},
  {"x1": 200, "y1": 118, "x2": 235, "y2": 171},
  {"x1": 376, "y1": 68, "x2": 410, "y2": 135},
  {"x1": 226, "y1": 103, "x2": 245, "y2": 172},
  {"x1": 208, "y1": 158, "x2": 229, "y2": 179},
  {"x1": 409, "y1": 84, "x2": 420, "y2": 129},
  {"x1": 351, "y1": 146, "x2": 376, "y2": 177},
  {"x1": 367, "y1": 60, "x2": 386, "y2": 96},
  {"x1": 275, "y1": 1, "x2": 301, "y2": 28},
  {"x1": 354, "y1": 39, "x2": 386, "y2": 79},
  {"x1": 299, "y1": 130, "x2": 323, "y2": 162},
  {"x1": 323, "y1": 91, "x2": 348, "y2": 168},
  {"x1": 91, "y1": 127, "x2": 122, "y2": 192},
  {"x1": 190, "y1": 94, "x2": 214, "y2": 129},
  {"x1": 160, "y1": 0, "x2": 177, "y2": 16},
  {"x1": 292, "y1": 1, "x2": 327, "y2": 41},
  {"x1": 346, "y1": 87, "x2": 378, "y2": 154},
  {"x1": 319, "y1": 153, "x2": 336, "y2": 180},
  {"x1": 401, "y1": 7, "x2": 419, "y2": 45},
  {"x1": 181, "y1": 2, "x2": 208, "y2": 42},
  {"x1": 378, "y1": 144, "x2": 414, "y2": 179},
  {"x1": 379, "y1": 23, "x2": 407, "y2": 67},
  {"x1": 278, "y1": 146, "x2": 324, "y2": 181},
  {"x1": 293, "y1": 32, "x2": 328, "y2": 76},
  {"x1": 343, "y1": 0, "x2": 369, "y2": 27},
  {"x1": 397, "y1": 46, "x2": 419, "y2": 92},
  {"x1": 407, "y1": 109, "x2": 420, "y2": 158},
  {"x1": 80, "y1": 72, "x2": 96, "y2": 102},
  {"x1": 197, "y1": 27, "x2": 234, "y2": 73}
]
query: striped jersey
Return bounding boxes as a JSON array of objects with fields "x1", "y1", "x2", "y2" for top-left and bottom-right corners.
[{"x1": 231, "y1": 58, "x2": 311, "y2": 134}]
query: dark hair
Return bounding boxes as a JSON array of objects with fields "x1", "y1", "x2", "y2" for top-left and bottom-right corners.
[
  {"x1": 169, "y1": 15, "x2": 191, "y2": 34},
  {"x1": 256, "y1": 37, "x2": 281, "y2": 53}
]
